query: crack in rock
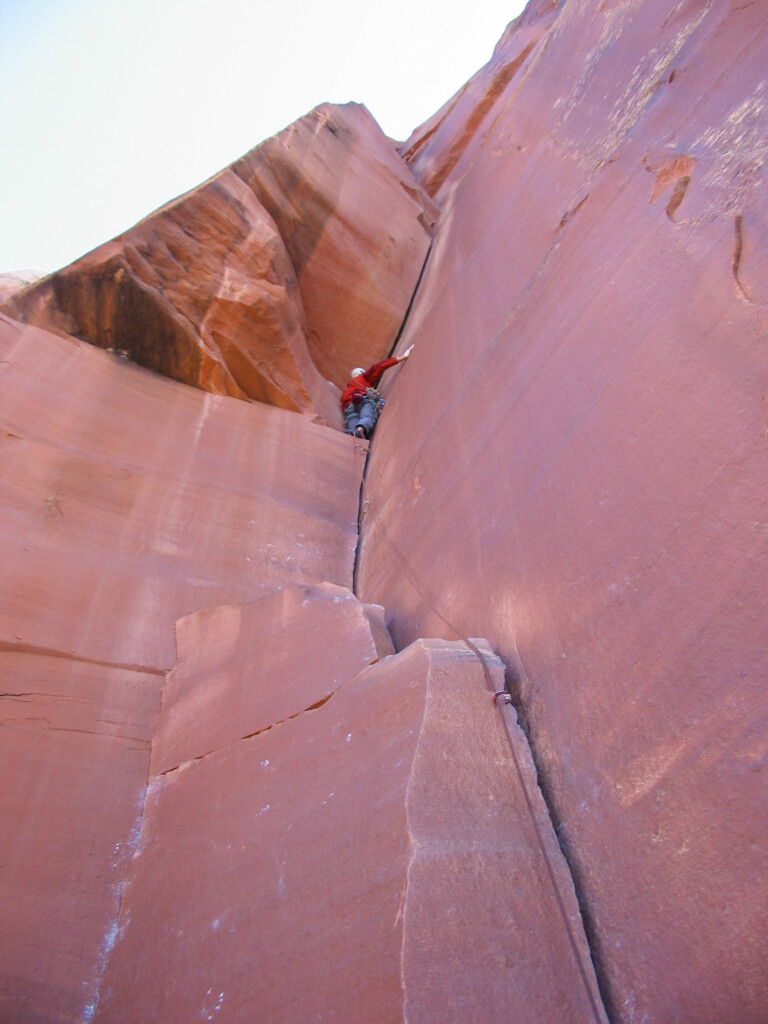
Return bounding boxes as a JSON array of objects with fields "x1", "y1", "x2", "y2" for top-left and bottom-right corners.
[
  {"x1": 0, "y1": 639, "x2": 167, "y2": 676},
  {"x1": 157, "y1": 691, "x2": 335, "y2": 778}
]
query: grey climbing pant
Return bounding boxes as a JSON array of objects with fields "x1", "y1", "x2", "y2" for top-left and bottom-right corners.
[{"x1": 344, "y1": 396, "x2": 379, "y2": 437}]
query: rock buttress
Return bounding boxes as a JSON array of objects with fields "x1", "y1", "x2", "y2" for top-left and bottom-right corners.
[{"x1": 232, "y1": 102, "x2": 438, "y2": 388}]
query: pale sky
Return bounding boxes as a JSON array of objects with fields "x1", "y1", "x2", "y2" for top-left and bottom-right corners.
[{"x1": 0, "y1": 0, "x2": 526, "y2": 273}]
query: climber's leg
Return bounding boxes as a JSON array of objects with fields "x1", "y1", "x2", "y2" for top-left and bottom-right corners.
[
  {"x1": 344, "y1": 402, "x2": 361, "y2": 435},
  {"x1": 356, "y1": 398, "x2": 379, "y2": 438}
]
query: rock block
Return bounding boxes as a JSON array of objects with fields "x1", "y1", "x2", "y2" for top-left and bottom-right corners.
[
  {"x1": 94, "y1": 621, "x2": 603, "y2": 1023},
  {"x1": 151, "y1": 583, "x2": 394, "y2": 776}
]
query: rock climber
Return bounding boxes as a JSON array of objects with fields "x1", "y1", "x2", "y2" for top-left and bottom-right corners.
[{"x1": 341, "y1": 345, "x2": 413, "y2": 439}]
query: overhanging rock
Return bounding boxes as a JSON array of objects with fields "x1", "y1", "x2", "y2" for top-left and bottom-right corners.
[{"x1": 1, "y1": 104, "x2": 436, "y2": 420}]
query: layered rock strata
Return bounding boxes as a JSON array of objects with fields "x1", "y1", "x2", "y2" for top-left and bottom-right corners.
[
  {"x1": 358, "y1": 2, "x2": 768, "y2": 1022},
  {"x1": 0, "y1": 315, "x2": 363, "y2": 1023},
  {"x1": 2, "y1": 103, "x2": 436, "y2": 420},
  {"x1": 92, "y1": 588, "x2": 604, "y2": 1024}
]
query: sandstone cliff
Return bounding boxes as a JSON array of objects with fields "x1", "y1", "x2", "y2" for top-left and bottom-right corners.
[{"x1": 2, "y1": 1, "x2": 767, "y2": 1022}]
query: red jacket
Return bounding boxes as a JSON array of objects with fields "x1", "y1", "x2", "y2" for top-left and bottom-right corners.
[{"x1": 340, "y1": 358, "x2": 400, "y2": 409}]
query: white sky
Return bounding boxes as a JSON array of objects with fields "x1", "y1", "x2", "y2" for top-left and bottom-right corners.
[{"x1": 0, "y1": 0, "x2": 526, "y2": 273}]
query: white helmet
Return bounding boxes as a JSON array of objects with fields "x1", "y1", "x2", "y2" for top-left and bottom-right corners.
[{"x1": 351, "y1": 367, "x2": 366, "y2": 377}]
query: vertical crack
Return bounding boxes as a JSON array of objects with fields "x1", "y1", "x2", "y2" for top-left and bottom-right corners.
[
  {"x1": 83, "y1": 777, "x2": 151, "y2": 1022},
  {"x1": 732, "y1": 213, "x2": 754, "y2": 303},
  {"x1": 355, "y1": 510, "x2": 613, "y2": 1021},
  {"x1": 352, "y1": 233, "x2": 436, "y2": 597}
]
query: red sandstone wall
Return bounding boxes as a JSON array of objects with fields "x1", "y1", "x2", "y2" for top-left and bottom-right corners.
[
  {"x1": 2, "y1": 1, "x2": 767, "y2": 1021},
  {"x1": 0, "y1": 315, "x2": 362, "y2": 1022},
  {"x1": 358, "y1": 2, "x2": 768, "y2": 1022}
]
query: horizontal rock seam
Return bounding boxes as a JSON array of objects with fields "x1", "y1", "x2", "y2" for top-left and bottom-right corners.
[
  {"x1": 0, "y1": 639, "x2": 167, "y2": 676},
  {"x1": 155, "y1": 691, "x2": 335, "y2": 778}
]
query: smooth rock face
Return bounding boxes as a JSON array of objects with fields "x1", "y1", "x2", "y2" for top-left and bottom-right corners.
[
  {"x1": 358, "y1": 2, "x2": 768, "y2": 1022},
  {"x1": 94, "y1": 616, "x2": 603, "y2": 1024},
  {"x1": 0, "y1": 314, "x2": 362, "y2": 1023},
  {"x1": 1, "y1": 103, "x2": 435, "y2": 416}
]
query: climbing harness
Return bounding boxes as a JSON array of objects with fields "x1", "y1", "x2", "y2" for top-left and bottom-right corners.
[{"x1": 365, "y1": 386, "x2": 384, "y2": 413}]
